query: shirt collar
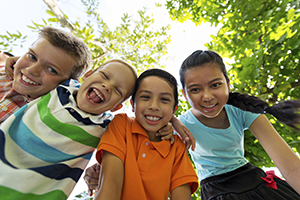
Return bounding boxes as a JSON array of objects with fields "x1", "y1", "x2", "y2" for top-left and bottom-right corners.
[
  {"x1": 61, "y1": 86, "x2": 112, "y2": 126},
  {"x1": 1, "y1": 88, "x2": 33, "y2": 102},
  {"x1": 131, "y1": 118, "x2": 171, "y2": 158}
]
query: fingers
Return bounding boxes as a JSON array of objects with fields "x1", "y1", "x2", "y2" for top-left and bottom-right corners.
[
  {"x1": 4, "y1": 57, "x2": 18, "y2": 80},
  {"x1": 84, "y1": 163, "x2": 101, "y2": 196},
  {"x1": 183, "y1": 127, "x2": 195, "y2": 151}
]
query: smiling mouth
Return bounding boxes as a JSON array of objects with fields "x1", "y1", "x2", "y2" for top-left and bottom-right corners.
[
  {"x1": 21, "y1": 74, "x2": 39, "y2": 85},
  {"x1": 202, "y1": 104, "x2": 217, "y2": 108},
  {"x1": 145, "y1": 115, "x2": 161, "y2": 121},
  {"x1": 88, "y1": 88, "x2": 105, "y2": 103}
]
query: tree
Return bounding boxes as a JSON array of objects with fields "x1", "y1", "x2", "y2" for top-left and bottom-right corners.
[
  {"x1": 0, "y1": 0, "x2": 172, "y2": 199},
  {"x1": 1, "y1": 0, "x2": 171, "y2": 75},
  {"x1": 166, "y1": 0, "x2": 300, "y2": 168}
]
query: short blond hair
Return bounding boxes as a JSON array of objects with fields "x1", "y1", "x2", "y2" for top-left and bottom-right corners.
[{"x1": 38, "y1": 27, "x2": 92, "y2": 79}]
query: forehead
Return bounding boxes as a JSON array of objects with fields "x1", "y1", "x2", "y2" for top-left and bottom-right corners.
[
  {"x1": 139, "y1": 76, "x2": 174, "y2": 94},
  {"x1": 100, "y1": 61, "x2": 131, "y2": 72}
]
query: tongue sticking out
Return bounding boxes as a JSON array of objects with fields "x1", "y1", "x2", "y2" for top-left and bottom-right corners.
[{"x1": 88, "y1": 89, "x2": 103, "y2": 103}]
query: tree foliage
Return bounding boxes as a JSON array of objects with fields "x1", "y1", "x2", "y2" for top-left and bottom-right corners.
[
  {"x1": 0, "y1": 0, "x2": 171, "y2": 75},
  {"x1": 166, "y1": 0, "x2": 300, "y2": 168}
]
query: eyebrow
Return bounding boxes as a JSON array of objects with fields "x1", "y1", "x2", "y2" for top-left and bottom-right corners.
[
  {"x1": 139, "y1": 90, "x2": 173, "y2": 97},
  {"x1": 187, "y1": 78, "x2": 223, "y2": 89}
]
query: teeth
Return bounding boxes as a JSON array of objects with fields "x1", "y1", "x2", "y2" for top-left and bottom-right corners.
[
  {"x1": 146, "y1": 116, "x2": 160, "y2": 121},
  {"x1": 93, "y1": 88, "x2": 104, "y2": 101},
  {"x1": 203, "y1": 104, "x2": 215, "y2": 108},
  {"x1": 22, "y1": 75, "x2": 38, "y2": 85}
]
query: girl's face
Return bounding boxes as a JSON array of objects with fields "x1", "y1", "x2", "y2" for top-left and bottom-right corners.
[
  {"x1": 182, "y1": 63, "x2": 230, "y2": 119},
  {"x1": 132, "y1": 76, "x2": 175, "y2": 135}
]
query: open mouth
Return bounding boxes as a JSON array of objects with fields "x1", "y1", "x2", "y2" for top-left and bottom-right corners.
[
  {"x1": 87, "y1": 88, "x2": 105, "y2": 104},
  {"x1": 21, "y1": 74, "x2": 39, "y2": 85}
]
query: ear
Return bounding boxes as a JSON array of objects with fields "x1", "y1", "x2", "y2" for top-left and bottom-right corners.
[
  {"x1": 227, "y1": 79, "x2": 231, "y2": 93},
  {"x1": 110, "y1": 104, "x2": 123, "y2": 112},
  {"x1": 181, "y1": 89, "x2": 188, "y2": 101},
  {"x1": 82, "y1": 70, "x2": 93, "y2": 81},
  {"x1": 173, "y1": 105, "x2": 178, "y2": 114},
  {"x1": 130, "y1": 100, "x2": 135, "y2": 112}
]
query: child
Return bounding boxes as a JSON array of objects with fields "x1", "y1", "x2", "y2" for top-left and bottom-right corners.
[
  {"x1": 94, "y1": 68, "x2": 199, "y2": 200},
  {"x1": 179, "y1": 50, "x2": 300, "y2": 199},
  {"x1": 0, "y1": 26, "x2": 92, "y2": 124},
  {"x1": 0, "y1": 59, "x2": 137, "y2": 200}
]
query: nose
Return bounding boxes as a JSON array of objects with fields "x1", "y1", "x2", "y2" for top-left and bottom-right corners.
[
  {"x1": 26, "y1": 63, "x2": 42, "y2": 77},
  {"x1": 148, "y1": 99, "x2": 160, "y2": 111},
  {"x1": 102, "y1": 82, "x2": 111, "y2": 93},
  {"x1": 203, "y1": 89, "x2": 213, "y2": 102}
]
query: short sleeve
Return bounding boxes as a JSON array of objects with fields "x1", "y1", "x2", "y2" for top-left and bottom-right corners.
[
  {"x1": 95, "y1": 114, "x2": 128, "y2": 164},
  {"x1": 170, "y1": 136, "x2": 199, "y2": 194}
]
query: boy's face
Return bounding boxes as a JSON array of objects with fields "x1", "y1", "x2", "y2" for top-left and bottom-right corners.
[
  {"x1": 12, "y1": 37, "x2": 75, "y2": 99},
  {"x1": 76, "y1": 62, "x2": 136, "y2": 115},
  {"x1": 132, "y1": 76, "x2": 175, "y2": 134}
]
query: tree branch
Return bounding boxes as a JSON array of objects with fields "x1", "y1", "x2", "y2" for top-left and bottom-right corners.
[{"x1": 43, "y1": 0, "x2": 75, "y2": 31}]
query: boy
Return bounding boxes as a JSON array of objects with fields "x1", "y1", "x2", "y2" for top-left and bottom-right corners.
[
  {"x1": 94, "y1": 69, "x2": 198, "y2": 200},
  {"x1": 0, "y1": 26, "x2": 91, "y2": 124},
  {"x1": 0, "y1": 59, "x2": 137, "y2": 200}
]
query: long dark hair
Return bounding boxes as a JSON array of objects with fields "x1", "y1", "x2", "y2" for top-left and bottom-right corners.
[
  {"x1": 132, "y1": 68, "x2": 178, "y2": 110},
  {"x1": 180, "y1": 50, "x2": 300, "y2": 129}
]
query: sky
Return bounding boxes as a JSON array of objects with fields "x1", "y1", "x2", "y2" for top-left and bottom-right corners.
[{"x1": 0, "y1": 0, "x2": 220, "y2": 199}]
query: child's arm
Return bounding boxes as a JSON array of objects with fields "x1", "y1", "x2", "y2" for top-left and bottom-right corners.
[
  {"x1": 250, "y1": 115, "x2": 300, "y2": 195},
  {"x1": 4, "y1": 56, "x2": 19, "y2": 80},
  {"x1": 169, "y1": 183, "x2": 192, "y2": 200},
  {"x1": 94, "y1": 151, "x2": 124, "y2": 200},
  {"x1": 170, "y1": 116, "x2": 195, "y2": 151}
]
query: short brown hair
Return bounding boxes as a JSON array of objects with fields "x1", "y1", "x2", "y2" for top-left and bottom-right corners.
[{"x1": 38, "y1": 27, "x2": 92, "y2": 79}]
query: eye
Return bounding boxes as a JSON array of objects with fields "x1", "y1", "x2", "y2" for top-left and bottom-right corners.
[
  {"x1": 211, "y1": 83, "x2": 221, "y2": 88},
  {"x1": 115, "y1": 88, "x2": 123, "y2": 97},
  {"x1": 140, "y1": 95, "x2": 150, "y2": 100},
  {"x1": 27, "y1": 53, "x2": 37, "y2": 61},
  {"x1": 101, "y1": 72, "x2": 108, "y2": 80},
  {"x1": 161, "y1": 97, "x2": 171, "y2": 102},
  {"x1": 189, "y1": 88, "x2": 200, "y2": 92},
  {"x1": 46, "y1": 67, "x2": 58, "y2": 75}
]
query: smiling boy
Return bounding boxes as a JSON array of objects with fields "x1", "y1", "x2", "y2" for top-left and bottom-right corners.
[
  {"x1": 0, "y1": 59, "x2": 137, "y2": 200},
  {"x1": 0, "y1": 26, "x2": 91, "y2": 123}
]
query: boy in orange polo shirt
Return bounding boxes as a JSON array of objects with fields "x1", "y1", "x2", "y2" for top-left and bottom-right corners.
[{"x1": 94, "y1": 68, "x2": 199, "y2": 200}]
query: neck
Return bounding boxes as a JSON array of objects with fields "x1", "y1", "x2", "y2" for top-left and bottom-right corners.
[{"x1": 191, "y1": 108, "x2": 229, "y2": 129}]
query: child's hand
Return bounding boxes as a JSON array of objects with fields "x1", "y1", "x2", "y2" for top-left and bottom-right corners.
[
  {"x1": 5, "y1": 56, "x2": 19, "y2": 80},
  {"x1": 157, "y1": 122, "x2": 175, "y2": 144},
  {"x1": 84, "y1": 163, "x2": 100, "y2": 196},
  {"x1": 171, "y1": 116, "x2": 195, "y2": 151}
]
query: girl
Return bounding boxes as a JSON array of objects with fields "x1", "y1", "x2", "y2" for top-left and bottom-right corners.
[
  {"x1": 94, "y1": 68, "x2": 198, "y2": 200},
  {"x1": 179, "y1": 50, "x2": 300, "y2": 199}
]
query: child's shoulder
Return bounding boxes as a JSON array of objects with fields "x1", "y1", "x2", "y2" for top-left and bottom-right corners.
[
  {"x1": 172, "y1": 135, "x2": 188, "y2": 151},
  {"x1": 60, "y1": 79, "x2": 81, "y2": 88}
]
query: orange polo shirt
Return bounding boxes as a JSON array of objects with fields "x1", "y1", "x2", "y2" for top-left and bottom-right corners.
[{"x1": 96, "y1": 113, "x2": 199, "y2": 200}]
